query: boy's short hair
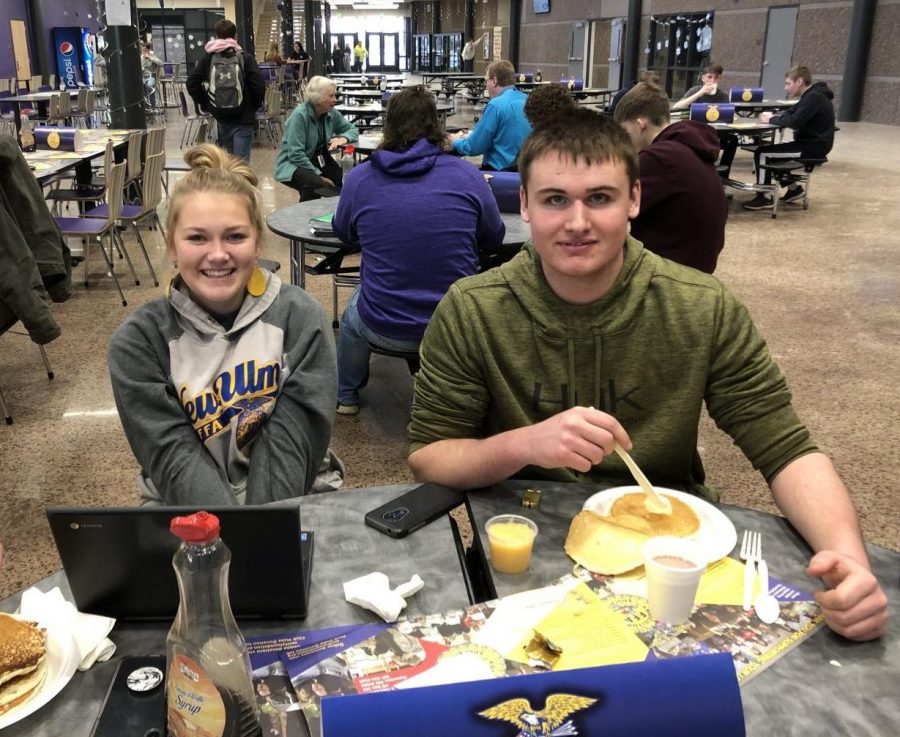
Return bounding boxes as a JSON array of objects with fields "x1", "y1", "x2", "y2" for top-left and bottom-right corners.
[
  {"x1": 703, "y1": 63, "x2": 723, "y2": 77},
  {"x1": 214, "y1": 19, "x2": 237, "y2": 40},
  {"x1": 485, "y1": 60, "x2": 516, "y2": 87},
  {"x1": 613, "y1": 82, "x2": 671, "y2": 127},
  {"x1": 519, "y1": 108, "x2": 639, "y2": 192},
  {"x1": 787, "y1": 64, "x2": 812, "y2": 86}
]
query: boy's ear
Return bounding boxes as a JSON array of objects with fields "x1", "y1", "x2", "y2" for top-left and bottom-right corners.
[{"x1": 519, "y1": 185, "x2": 530, "y2": 223}]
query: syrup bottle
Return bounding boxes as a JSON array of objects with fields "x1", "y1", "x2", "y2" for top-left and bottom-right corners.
[{"x1": 166, "y1": 512, "x2": 260, "y2": 737}]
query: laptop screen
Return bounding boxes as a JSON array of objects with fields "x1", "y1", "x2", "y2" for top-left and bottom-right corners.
[{"x1": 46, "y1": 506, "x2": 312, "y2": 621}]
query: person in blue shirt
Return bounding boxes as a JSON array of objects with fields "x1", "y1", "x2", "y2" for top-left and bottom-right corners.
[{"x1": 450, "y1": 60, "x2": 532, "y2": 171}]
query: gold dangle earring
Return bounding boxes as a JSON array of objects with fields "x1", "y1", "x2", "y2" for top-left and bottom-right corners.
[{"x1": 247, "y1": 263, "x2": 267, "y2": 297}]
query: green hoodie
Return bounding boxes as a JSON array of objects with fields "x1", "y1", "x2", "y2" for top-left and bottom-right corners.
[{"x1": 408, "y1": 238, "x2": 817, "y2": 500}]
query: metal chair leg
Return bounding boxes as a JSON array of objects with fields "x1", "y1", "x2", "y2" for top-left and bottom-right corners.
[
  {"x1": 112, "y1": 229, "x2": 140, "y2": 285},
  {"x1": 38, "y1": 346, "x2": 54, "y2": 380},
  {"x1": 97, "y1": 234, "x2": 128, "y2": 306},
  {"x1": 132, "y1": 222, "x2": 159, "y2": 286}
]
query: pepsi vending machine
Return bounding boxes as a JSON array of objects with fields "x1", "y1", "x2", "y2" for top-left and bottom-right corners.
[{"x1": 53, "y1": 27, "x2": 95, "y2": 88}]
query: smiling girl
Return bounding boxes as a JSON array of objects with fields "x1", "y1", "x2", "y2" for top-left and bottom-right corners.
[{"x1": 108, "y1": 144, "x2": 340, "y2": 505}]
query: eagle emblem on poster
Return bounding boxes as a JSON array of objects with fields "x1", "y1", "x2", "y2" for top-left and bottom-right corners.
[{"x1": 478, "y1": 693, "x2": 597, "y2": 736}]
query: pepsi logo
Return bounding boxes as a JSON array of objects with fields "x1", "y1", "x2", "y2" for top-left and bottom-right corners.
[{"x1": 59, "y1": 41, "x2": 75, "y2": 55}]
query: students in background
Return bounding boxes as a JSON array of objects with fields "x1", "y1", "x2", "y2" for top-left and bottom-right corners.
[
  {"x1": 186, "y1": 19, "x2": 266, "y2": 162},
  {"x1": 671, "y1": 62, "x2": 729, "y2": 110},
  {"x1": 274, "y1": 76, "x2": 359, "y2": 201},
  {"x1": 264, "y1": 41, "x2": 284, "y2": 65},
  {"x1": 343, "y1": 44, "x2": 353, "y2": 74},
  {"x1": 614, "y1": 82, "x2": 726, "y2": 273},
  {"x1": 743, "y1": 65, "x2": 835, "y2": 211},
  {"x1": 141, "y1": 43, "x2": 163, "y2": 107},
  {"x1": 353, "y1": 41, "x2": 368, "y2": 73},
  {"x1": 332, "y1": 86, "x2": 504, "y2": 415},
  {"x1": 523, "y1": 83, "x2": 578, "y2": 128},
  {"x1": 407, "y1": 109, "x2": 887, "y2": 643},
  {"x1": 288, "y1": 40, "x2": 310, "y2": 81},
  {"x1": 450, "y1": 60, "x2": 532, "y2": 171},
  {"x1": 108, "y1": 144, "x2": 339, "y2": 505}
]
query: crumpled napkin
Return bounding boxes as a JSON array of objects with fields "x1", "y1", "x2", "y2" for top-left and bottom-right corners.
[
  {"x1": 343, "y1": 572, "x2": 424, "y2": 622},
  {"x1": 18, "y1": 587, "x2": 117, "y2": 671}
]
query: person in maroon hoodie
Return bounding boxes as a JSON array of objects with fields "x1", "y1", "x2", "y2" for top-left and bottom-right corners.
[{"x1": 614, "y1": 82, "x2": 726, "y2": 274}]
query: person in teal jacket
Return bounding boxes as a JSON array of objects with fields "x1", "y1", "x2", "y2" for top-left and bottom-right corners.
[
  {"x1": 274, "y1": 76, "x2": 359, "y2": 201},
  {"x1": 408, "y1": 109, "x2": 888, "y2": 643},
  {"x1": 450, "y1": 60, "x2": 531, "y2": 171}
]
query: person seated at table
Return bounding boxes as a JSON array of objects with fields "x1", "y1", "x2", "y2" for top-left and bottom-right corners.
[
  {"x1": 743, "y1": 65, "x2": 835, "y2": 211},
  {"x1": 450, "y1": 60, "x2": 532, "y2": 171},
  {"x1": 614, "y1": 81, "x2": 726, "y2": 274},
  {"x1": 332, "y1": 86, "x2": 505, "y2": 415},
  {"x1": 523, "y1": 83, "x2": 577, "y2": 129},
  {"x1": 407, "y1": 109, "x2": 887, "y2": 642},
  {"x1": 108, "y1": 144, "x2": 339, "y2": 505},
  {"x1": 274, "y1": 76, "x2": 359, "y2": 202},
  {"x1": 671, "y1": 62, "x2": 729, "y2": 110}
]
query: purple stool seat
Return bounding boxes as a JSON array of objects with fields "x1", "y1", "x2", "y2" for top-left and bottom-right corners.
[
  {"x1": 84, "y1": 204, "x2": 143, "y2": 219},
  {"x1": 55, "y1": 217, "x2": 111, "y2": 235}
]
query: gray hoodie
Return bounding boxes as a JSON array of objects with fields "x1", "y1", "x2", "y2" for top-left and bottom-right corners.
[{"x1": 108, "y1": 270, "x2": 338, "y2": 505}]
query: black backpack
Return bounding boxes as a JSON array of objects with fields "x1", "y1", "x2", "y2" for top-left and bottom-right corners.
[{"x1": 207, "y1": 49, "x2": 244, "y2": 110}]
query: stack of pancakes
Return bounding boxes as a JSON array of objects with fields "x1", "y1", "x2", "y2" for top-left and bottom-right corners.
[
  {"x1": 0, "y1": 613, "x2": 48, "y2": 716},
  {"x1": 565, "y1": 492, "x2": 701, "y2": 575}
]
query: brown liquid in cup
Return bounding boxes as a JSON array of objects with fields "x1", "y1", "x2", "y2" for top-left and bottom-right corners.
[{"x1": 653, "y1": 554, "x2": 696, "y2": 569}]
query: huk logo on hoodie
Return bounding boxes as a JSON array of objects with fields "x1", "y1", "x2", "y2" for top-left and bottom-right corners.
[{"x1": 532, "y1": 378, "x2": 643, "y2": 415}]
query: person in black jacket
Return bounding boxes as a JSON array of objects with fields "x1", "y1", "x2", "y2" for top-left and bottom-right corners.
[
  {"x1": 744, "y1": 65, "x2": 835, "y2": 210},
  {"x1": 186, "y1": 19, "x2": 266, "y2": 162}
]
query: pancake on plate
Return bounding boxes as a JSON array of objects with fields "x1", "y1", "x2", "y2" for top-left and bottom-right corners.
[
  {"x1": 608, "y1": 492, "x2": 700, "y2": 537},
  {"x1": 0, "y1": 613, "x2": 48, "y2": 716},
  {"x1": 565, "y1": 510, "x2": 650, "y2": 575}
]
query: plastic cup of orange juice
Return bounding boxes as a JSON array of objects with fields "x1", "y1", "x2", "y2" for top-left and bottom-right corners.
[{"x1": 485, "y1": 514, "x2": 538, "y2": 574}]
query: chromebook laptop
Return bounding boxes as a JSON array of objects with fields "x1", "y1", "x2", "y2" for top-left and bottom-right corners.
[{"x1": 46, "y1": 506, "x2": 313, "y2": 620}]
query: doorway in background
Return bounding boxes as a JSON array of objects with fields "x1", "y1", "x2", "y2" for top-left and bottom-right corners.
[
  {"x1": 366, "y1": 32, "x2": 400, "y2": 73},
  {"x1": 761, "y1": 6, "x2": 798, "y2": 99}
]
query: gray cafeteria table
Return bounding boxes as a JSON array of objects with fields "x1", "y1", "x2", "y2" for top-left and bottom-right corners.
[
  {"x1": 465, "y1": 480, "x2": 900, "y2": 737},
  {"x1": 0, "y1": 485, "x2": 470, "y2": 737}
]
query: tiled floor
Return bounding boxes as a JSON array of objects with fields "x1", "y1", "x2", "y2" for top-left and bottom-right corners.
[{"x1": 1, "y1": 94, "x2": 898, "y2": 600}]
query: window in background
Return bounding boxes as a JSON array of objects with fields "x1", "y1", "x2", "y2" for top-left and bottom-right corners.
[{"x1": 645, "y1": 12, "x2": 714, "y2": 99}]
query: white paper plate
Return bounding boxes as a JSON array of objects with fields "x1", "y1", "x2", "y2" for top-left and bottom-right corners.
[
  {"x1": 582, "y1": 486, "x2": 737, "y2": 564},
  {"x1": 0, "y1": 622, "x2": 80, "y2": 729}
]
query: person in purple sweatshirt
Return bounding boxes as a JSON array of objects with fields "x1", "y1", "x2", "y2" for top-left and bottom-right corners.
[
  {"x1": 332, "y1": 86, "x2": 505, "y2": 415},
  {"x1": 614, "y1": 82, "x2": 726, "y2": 274}
]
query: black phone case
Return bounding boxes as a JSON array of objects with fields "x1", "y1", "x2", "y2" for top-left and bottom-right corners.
[
  {"x1": 91, "y1": 656, "x2": 167, "y2": 737},
  {"x1": 364, "y1": 484, "x2": 464, "y2": 538}
]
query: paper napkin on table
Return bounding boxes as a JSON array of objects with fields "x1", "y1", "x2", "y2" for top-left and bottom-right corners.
[
  {"x1": 18, "y1": 586, "x2": 117, "y2": 670},
  {"x1": 343, "y1": 572, "x2": 424, "y2": 622}
]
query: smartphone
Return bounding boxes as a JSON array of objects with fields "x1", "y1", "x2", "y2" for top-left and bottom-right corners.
[
  {"x1": 91, "y1": 656, "x2": 166, "y2": 737},
  {"x1": 364, "y1": 484, "x2": 465, "y2": 538}
]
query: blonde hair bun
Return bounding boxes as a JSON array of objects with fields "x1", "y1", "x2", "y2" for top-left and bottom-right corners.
[{"x1": 183, "y1": 143, "x2": 259, "y2": 187}]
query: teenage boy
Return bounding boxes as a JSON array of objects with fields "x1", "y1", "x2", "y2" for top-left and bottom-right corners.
[
  {"x1": 408, "y1": 109, "x2": 887, "y2": 642},
  {"x1": 671, "y1": 63, "x2": 729, "y2": 110},
  {"x1": 743, "y1": 65, "x2": 835, "y2": 210}
]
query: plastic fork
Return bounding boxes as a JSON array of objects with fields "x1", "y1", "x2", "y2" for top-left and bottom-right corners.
[{"x1": 739, "y1": 530, "x2": 760, "y2": 611}]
